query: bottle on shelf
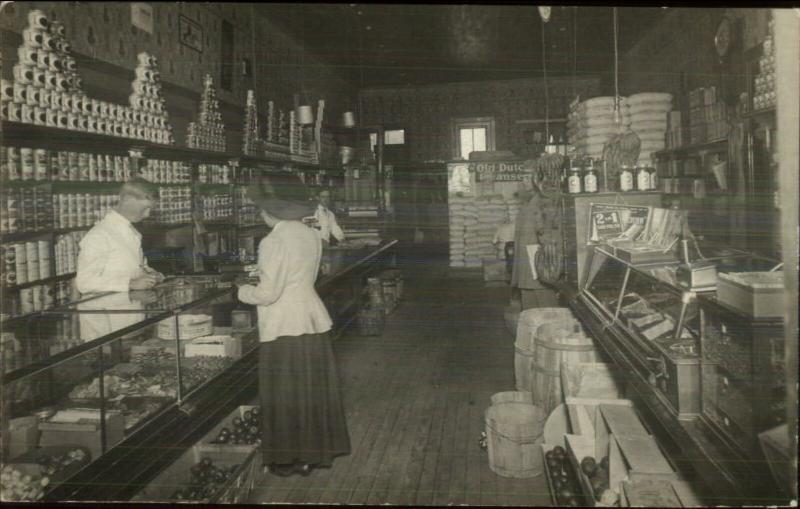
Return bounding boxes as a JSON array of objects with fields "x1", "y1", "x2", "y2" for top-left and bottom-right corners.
[
  {"x1": 583, "y1": 159, "x2": 598, "y2": 193},
  {"x1": 567, "y1": 162, "x2": 582, "y2": 194},
  {"x1": 636, "y1": 165, "x2": 651, "y2": 191},
  {"x1": 619, "y1": 164, "x2": 633, "y2": 192}
]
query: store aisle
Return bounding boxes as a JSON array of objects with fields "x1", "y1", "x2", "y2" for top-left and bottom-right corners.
[{"x1": 247, "y1": 248, "x2": 553, "y2": 506}]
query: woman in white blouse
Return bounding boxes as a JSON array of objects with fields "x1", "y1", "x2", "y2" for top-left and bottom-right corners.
[{"x1": 237, "y1": 172, "x2": 350, "y2": 477}]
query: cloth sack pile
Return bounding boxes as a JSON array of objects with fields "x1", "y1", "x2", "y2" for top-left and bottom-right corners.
[
  {"x1": 449, "y1": 196, "x2": 472, "y2": 267},
  {"x1": 627, "y1": 92, "x2": 673, "y2": 166},
  {"x1": 464, "y1": 196, "x2": 507, "y2": 266},
  {"x1": 568, "y1": 96, "x2": 632, "y2": 159}
]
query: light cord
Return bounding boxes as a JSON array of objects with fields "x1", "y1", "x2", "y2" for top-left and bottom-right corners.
[
  {"x1": 613, "y1": 7, "x2": 620, "y2": 125},
  {"x1": 572, "y1": 6, "x2": 577, "y2": 98},
  {"x1": 542, "y1": 18, "x2": 549, "y2": 145}
]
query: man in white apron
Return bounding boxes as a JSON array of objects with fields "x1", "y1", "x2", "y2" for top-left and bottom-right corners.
[
  {"x1": 76, "y1": 178, "x2": 164, "y2": 294},
  {"x1": 311, "y1": 188, "x2": 345, "y2": 245}
]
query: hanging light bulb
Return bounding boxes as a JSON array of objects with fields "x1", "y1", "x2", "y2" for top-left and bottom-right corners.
[{"x1": 538, "y1": 6, "x2": 552, "y2": 23}]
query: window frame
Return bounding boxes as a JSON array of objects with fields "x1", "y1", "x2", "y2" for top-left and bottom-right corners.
[{"x1": 452, "y1": 117, "x2": 496, "y2": 160}]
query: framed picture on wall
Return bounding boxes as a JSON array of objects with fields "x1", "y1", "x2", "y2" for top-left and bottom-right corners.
[{"x1": 179, "y1": 15, "x2": 203, "y2": 53}]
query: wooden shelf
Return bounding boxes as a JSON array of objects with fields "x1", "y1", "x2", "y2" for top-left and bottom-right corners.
[
  {"x1": 2, "y1": 272, "x2": 76, "y2": 291},
  {"x1": 0, "y1": 230, "x2": 53, "y2": 242},
  {"x1": 654, "y1": 138, "x2": 728, "y2": 158},
  {"x1": 1, "y1": 121, "x2": 339, "y2": 171}
]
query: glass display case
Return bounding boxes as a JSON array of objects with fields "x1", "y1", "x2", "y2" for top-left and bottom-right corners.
[
  {"x1": 0, "y1": 276, "x2": 255, "y2": 502},
  {"x1": 583, "y1": 246, "x2": 701, "y2": 419}
]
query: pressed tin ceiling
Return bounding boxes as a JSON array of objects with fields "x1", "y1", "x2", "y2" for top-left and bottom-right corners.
[{"x1": 259, "y1": 4, "x2": 669, "y2": 88}]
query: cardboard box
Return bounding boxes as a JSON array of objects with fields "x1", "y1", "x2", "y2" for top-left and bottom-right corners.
[{"x1": 185, "y1": 335, "x2": 242, "y2": 359}]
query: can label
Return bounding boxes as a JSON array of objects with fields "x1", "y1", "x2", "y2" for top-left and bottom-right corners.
[
  {"x1": 620, "y1": 170, "x2": 633, "y2": 192},
  {"x1": 34, "y1": 148, "x2": 48, "y2": 180},
  {"x1": 20, "y1": 148, "x2": 34, "y2": 180},
  {"x1": 7, "y1": 147, "x2": 20, "y2": 180},
  {"x1": 20, "y1": 288, "x2": 34, "y2": 314},
  {"x1": 78, "y1": 153, "x2": 89, "y2": 180}
]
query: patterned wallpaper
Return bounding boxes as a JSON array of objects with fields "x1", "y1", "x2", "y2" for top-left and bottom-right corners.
[
  {"x1": 619, "y1": 8, "x2": 770, "y2": 98},
  {"x1": 359, "y1": 76, "x2": 600, "y2": 162},
  {"x1": 1, "y1": 2, "x2": 354, "y2": 123}
]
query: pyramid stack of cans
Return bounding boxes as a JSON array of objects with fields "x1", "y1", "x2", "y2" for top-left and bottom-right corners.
[
  {"x1": 187, "y1": 74, "x2": 226, "y2": 152},
  {"x1": 129, "y1": 52, "x2": 174, "y2": 144},
  {"x1": 2, "y1": 10, "x2": 82, "y2": 128}
]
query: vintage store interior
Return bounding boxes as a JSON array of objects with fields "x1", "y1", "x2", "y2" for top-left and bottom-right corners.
[{"x1": 0, "y1": 3, "x2": 798, "y2": 506}]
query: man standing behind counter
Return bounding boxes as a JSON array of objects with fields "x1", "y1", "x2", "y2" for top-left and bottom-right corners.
[
  {"x1": 312, "y1": 188, "x2": 345, "y2": 245},
  {"x1": 76, "y1": 178, "x2": 164, "y2": 293}
]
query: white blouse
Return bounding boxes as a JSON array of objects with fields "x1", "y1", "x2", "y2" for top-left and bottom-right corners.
[
  {"x1": 237, "y1": 220, "x2": 333, "y2": 342},
  {"x1": 76, "y1": 210, "x2": 149, "y2": 293}
]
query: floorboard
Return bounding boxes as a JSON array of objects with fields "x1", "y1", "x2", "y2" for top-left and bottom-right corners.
[{"x1": 246, "y1": 246, "x2": 556, "y2": 506}]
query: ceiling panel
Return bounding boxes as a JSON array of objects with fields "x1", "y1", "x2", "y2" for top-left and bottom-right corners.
[{"x1": 258, "y1": 4, "x2": 669, "y2": 89}]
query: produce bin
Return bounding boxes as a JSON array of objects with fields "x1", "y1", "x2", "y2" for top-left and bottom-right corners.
[{"x1": 132, "y1": 444, "x2": 258, "y2": 503}]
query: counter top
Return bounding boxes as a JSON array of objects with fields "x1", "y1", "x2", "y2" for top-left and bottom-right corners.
[{"x1": 2, "y1": 240, "x2": 398, "y2": 385}]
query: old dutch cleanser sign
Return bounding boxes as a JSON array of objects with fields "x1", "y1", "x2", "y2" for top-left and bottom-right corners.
[{"x1": 470, "y1": 161, "x2": 527, "y2": 182}]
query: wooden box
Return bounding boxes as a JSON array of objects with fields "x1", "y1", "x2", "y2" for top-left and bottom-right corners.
[
  {"x1": 132, "y1": 444, "x2": 258, "y2": 503},
  {"x1": 716, "y1": 272, "x2": 784, "y2": 318},
  {"x1": 562, "y1": 362, "x2": 631, "y2": 437},
  {"x1": 185, "y1": 335, "x2": 242, "y2": 359},
  {"x1": 7, "y1": 416, "x2": 39, "y2": 459},
  {"x1": 39, "y1": 411, "x2": 124, "y2": 461}
]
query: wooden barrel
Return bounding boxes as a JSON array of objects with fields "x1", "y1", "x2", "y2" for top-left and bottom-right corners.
[
  {"x1": 532, "y1": 322, "x2": 598, "y2": 416},
  {"x1": 485, "y1": 391, "x2": 546, "y2": 478},
  {"x1": 514, "y1": 308, "x2": 577, "y2": 393}
]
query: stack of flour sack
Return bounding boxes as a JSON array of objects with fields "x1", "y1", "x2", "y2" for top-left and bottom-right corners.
[
  {"x1": 449, "y1": 195, "x2": 520, "y2": 268},
  {"x1": 568, "y1": 93, "x2": 673, "y2": 165},
  {"x1": 627, "y1": 92, "x2": 673, "y2": 166},
  {"x1": 567, "y1": 96, "x2": 632, "y2": 160}
]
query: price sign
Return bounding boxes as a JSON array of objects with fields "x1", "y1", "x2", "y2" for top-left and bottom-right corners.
[{"x1": 588, "y1": 203, "x2": 652, "y2": 243}]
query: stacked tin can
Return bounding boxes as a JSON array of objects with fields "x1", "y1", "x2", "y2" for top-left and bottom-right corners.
[
  {"x1": 129, "y1": 51, "x2": 174, "y2": 144},
  {"x1": 53, "y1": 192, "x2": 117, "y2": 229},
  {"x1": 1, "y1": 11, "x2": 83, "y2": 129},
  {"x1": 54, "y1": 230, "x2": 86, "y2": 275},
  {"x1": 236, "y1": 186, "x2": 258, "y2": 226},
  {"x1": 1, "y1": 186, "x2": 52, "y2": 234},
  {"x1": 186, "y1": 74, "x2": 226, "y2": 152},
  {"x1": 156, "y1": 186, "x2": 191, "y2": 224},
  {"x1": 753, "y1": 19, "x2": 776, "y2": 111},
  {"x1": 197, "y1": 163, "x2": 231, "y2": 184},
  {"x1": 143, "y1": 159, "x2": 191, "y2": 184},
  {"x1": 15, "y1": 283, "x2": 54, "y2": 315},
  {"x1": 200, "y1": 194, "x2": 233, "y2": 221}
]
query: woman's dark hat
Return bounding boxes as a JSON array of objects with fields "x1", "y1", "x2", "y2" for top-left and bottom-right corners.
[{"x1": 247, "y1": 172, "x2": 315, "y2": 221}]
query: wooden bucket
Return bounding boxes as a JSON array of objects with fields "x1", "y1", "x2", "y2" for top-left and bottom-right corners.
[
  {"x1": 533, "y1": 322, "x2": 598, "y2": 416},
  {"x1": 514, "y1": 308, "x2": 577, "y2": 393},
  {"x1": 485, "y1": 391, "x2": 546, "y2": 478}
]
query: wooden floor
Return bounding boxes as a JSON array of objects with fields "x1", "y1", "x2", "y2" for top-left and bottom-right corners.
[{"x1": 247, "y1": 246, "x2": 554, "y2": 506}]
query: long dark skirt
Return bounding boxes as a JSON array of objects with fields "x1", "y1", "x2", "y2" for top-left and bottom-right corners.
[{"x1": 258, "y1": 332, "x2": 351, "y2": 467}]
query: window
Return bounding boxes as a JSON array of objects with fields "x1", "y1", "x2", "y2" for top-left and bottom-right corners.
[
  {"x1": 370, "y1": 129, "x2": 405, "y2": 151},
  {"x1": 452, "y1": 117, "x2": 495, "y2": 160},
  {"x1": 459, "y1": 127, "x2": 486, "y2": 160}
]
